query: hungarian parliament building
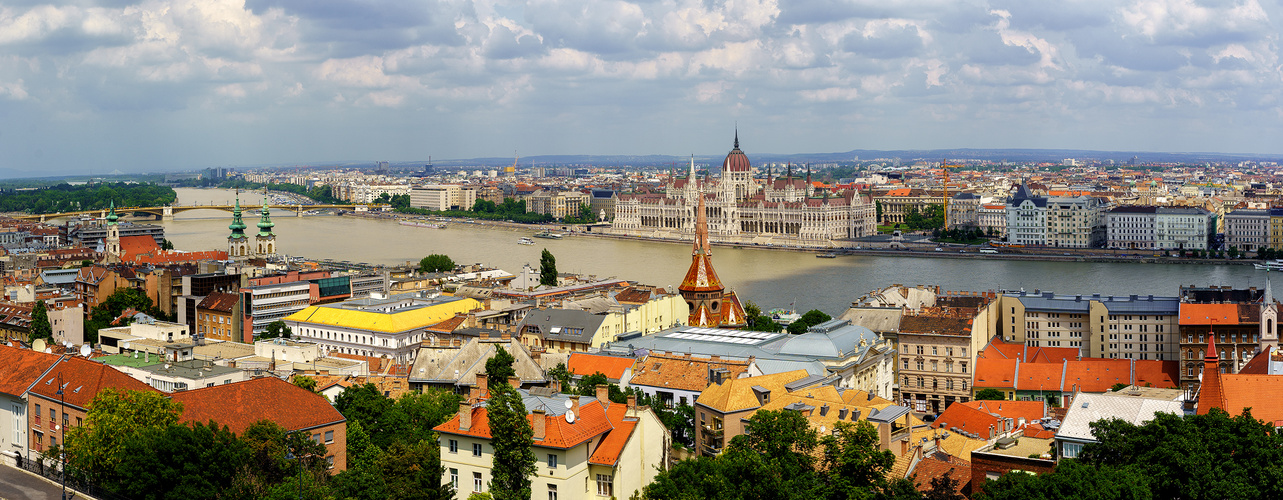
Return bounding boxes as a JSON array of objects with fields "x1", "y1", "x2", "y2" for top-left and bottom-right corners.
[{"x1": 609, "y1": 135, "x2": 878, "y2": 244}]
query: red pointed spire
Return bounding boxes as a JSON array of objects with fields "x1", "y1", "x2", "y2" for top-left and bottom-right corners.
[
  {"x1": 694, "y1": 192, "x2": 710, "y2": 256},
  {"x1": 1198, "y1": 328, "x2": 1224, "y2": 415},
  {"x1": 1205, "y1": 330, "x2": 1218, "y2": 360}
]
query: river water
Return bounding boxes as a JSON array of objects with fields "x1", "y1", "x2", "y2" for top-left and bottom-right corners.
[{"x1": 154, "y1": 188, "x2": 1261, "y2": 315}]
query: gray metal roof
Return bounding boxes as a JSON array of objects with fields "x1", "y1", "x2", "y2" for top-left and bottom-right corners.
[
  {"x1": 866, "y1": 405, "x2": 912, "y2": 423},
  {"x1": 518, "y1": 309, "x2": 608, "y2": 344},
  {"x1": 1006, "y1": 291, "x2": 1179, "y2": 315},
  {"x1": 603, "y1": 321, "x2": 879, "y2": 366},
  {"x1": 1055, "y1": 392, "x2": 1183, "y2": 443}
]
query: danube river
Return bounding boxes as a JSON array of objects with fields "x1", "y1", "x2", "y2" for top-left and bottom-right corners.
[{"x1": 155, "y1": 188, "x2": 1261, "y2": 315}]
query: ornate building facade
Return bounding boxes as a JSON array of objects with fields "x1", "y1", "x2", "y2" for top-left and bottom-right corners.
[
  {"x1": 228, "y1": 192, "x2": 277, "y2": 259},
  {"x1": 611, "y1": 135, "x2": 876, "y2": 244},
  {"x1": 679, "y1": 192, "x2": 747, "y2": 328}
]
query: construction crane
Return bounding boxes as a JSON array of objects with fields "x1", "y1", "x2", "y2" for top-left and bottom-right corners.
[
  {"x1": 941, "y1": 159, "x2": 965, "y2": 230},
  {"x1": 505, "y1": 151, "x2": 518, "y2": 176}
]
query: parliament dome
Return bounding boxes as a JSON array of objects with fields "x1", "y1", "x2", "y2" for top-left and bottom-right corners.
[{"x1": 722, "y1": 131, "x2": 751, "y2": 173}]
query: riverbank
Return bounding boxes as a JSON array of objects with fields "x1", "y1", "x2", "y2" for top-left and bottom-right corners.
[{"x1": 342, "y1": 210, "x2": 1256, "y2": 267}]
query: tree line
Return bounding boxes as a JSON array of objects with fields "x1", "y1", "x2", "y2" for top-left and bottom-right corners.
[{"x1": 0, "y1": 182, "x2": 177, "y2": 214}]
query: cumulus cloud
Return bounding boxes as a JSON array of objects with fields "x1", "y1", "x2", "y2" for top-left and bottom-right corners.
[{"x1": 1, "y1": 0, "x2": 1281, "y2": 173}]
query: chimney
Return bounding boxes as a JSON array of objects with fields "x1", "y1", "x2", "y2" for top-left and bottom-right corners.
[
  {"x1": 477, "y1": 373, "x2": 488, "y2": 390},
  {"x1": 627, "y1": 394, "x2": 637, "y2": 411},
  {"x1": 596, "y1": 384, "x2": 609, "y2": 403},
  {"x1": 508, "y1": 376, "x2": 521, "y2": 389},
  {"x1": 532, "y1": 409, "x2": 546, "y2": 440},
  {"x1": 458, "y1": 402, "x2": 472, "y2": 432},
  {"x1": 570, "y1": 395, "x2": 581, "y2": 415},
  {"x1": 551, "y1": 380, "x2": 562, "y2": 393}
]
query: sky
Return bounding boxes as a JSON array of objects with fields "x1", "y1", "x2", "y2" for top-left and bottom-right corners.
[{"x1": 1, "y1": 0, "x2": 1281, "y2": 176}]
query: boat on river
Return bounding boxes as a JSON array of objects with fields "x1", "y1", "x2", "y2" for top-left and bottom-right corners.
[
  {"x1": 817, "y1": 253, "x2": 837, "y2": 258},
  {"x1": 1255, "y1": 260, "x2": 1283, "y2": 271},
  {"x1": 400, "y1": 220, "x2": 446, "y2": 229},
  {"x1": 518, "y1": 237, "x2": 535, "y2": 245},
  {"x1": 533, "y1": 230, "x2": 564, "y2": 239}
]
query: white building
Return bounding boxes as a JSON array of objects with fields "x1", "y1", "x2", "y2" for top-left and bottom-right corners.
[
  {"x1": 411, "y1": 184, "x2": 477, "y2": 211},
  {"x1": 1224, "y1": 209, "x2": 1270, "y2": 253},
  {"x1": 1045, "y1": 196, "x2": 1106, "y2": 248},
  {"x1": 1006, "y1": 185, "x2": 1048, "y2": 246},
  {"x1": 1155, "y1": 207, "x2": 1213, "y2": 251},
  {"x1": 286, "y1": 293, "x2": 482, "y2": 365},
  {"x1": 1106, "y1": 206, "x2": 1157, "y2": 250}
]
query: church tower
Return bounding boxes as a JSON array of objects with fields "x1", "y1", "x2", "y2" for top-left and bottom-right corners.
[
  {"x1": 228, "y1": 194, "x2": 250, "y2": 258},
  {"x1": 1261, "y1": 277, "x2": 1278, "y2": 351},
  {"x1": 103, "y1": 200, "x2": 122, "y2": 263},
  {"x1": 255, "y1": 193, "x2": 276, "y2": 257},
  {"x1": 678, "y1": 189, "x2": 747, "y2": 328}
]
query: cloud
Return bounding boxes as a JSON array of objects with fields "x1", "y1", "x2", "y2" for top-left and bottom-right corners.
[{"x1": 1, "y1": 0, "x2": 1282, "y2": 174}]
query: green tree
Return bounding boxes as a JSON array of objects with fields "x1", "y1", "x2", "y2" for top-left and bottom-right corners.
[
  {"x1": 84, "y1": 287, "x2": 164, "y2": 342},
  {"x1": 396, "y1": 389, "x2": 464, "y2": 443},
  {"x1": 61, "y1": 388, "x2": 184, "y2": 479},
  {"x1": 161, "y1": 238, "x2": 175, "y2": 250},
  {"x1": 787, "y1": 309, "x2": 832, "y2": 334},
  {"x1": 261, "y1": 320, "x2": 293, "y2": 340},
  {"x1": 104, "y1": 420, "x2": 251, "y2": 500},
  {"x1": 29, "y1": 300, "x2": 51, "y2": 342},
  {"x1": 978, "y1": 459, "x2": 1151, "y2": 500},
  {"x1": 819, "y1": 420, "x2": 895, "y2": 498},
  {"x1": 292, "y1": 375, "x2": 318, "y2": 393},
  {"x1": 974, "y1": 388, "x2": 1006, "y2": 401},
  {"x1": 922, "y1": 470, "x2": 965, "y2": 500},
  {"x1": 875, "y1": 201, "x2": 884, "y2": 222},
  {"x1": 487, "y1": 383, "x2": 536, "y2": 500},
  {"x1": 230, "y1": 419, "x2": 329, "y2": 499},
  {"x1": 741, "y1": 301, "x2": 784, "y2": 333},
  {"x1": 547, "y1": 362, "x2": 572, "y2": 392},
  {"x1": 389, "y1": 194, "x2": 410, "y2": 209},
  {"x1": 539, "y1": 249, "x2": 558, "y2": 286},
  {"x1": 485, "y1": 346, "x2": 517, "y2": 389},
  {"x1": 335, "y1": 383, "x2": 408, "y2": 450},
  {"x1": 375, "y1": 439, "x2": 455, "y2": 500},
  {"x1": 419, "y1": 254, "x2": 456, "y2": 273}
]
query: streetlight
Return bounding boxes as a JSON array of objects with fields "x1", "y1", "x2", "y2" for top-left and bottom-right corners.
[{"x1": 284, "y1": 432, "x2": 304, "y2": 500}]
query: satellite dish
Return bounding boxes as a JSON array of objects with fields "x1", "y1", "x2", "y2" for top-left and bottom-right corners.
[
  {"x1": 44, "y1": 348, "x2": 52, "y2": 353},
  {"x1": 564, "y1": 399, "x2": 573, "y2": 409},
  {"x1": 565, "y1": 411, "x2": 576, "y2": 424},
  {"x1": 32, "y1": 339, "x2": 46, "y2": 352},
  {"x1": 79, "y1": 345, "x2": 91, "y2": 357}
]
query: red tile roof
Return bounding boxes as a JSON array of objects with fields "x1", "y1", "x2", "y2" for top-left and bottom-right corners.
[
  {"x1": 1063, "y1": 359, "x2": 1131, "y2": 393},
  {"x1": 436, "y1": 398, "x2": 618, "y2": 450},
  {"x1": 912, "y1": 457, "x2": 970, "y2": 496},
  {"x1": 973, "y1": 358, "x2": 1019, "y2": 388},
  {"x1": 933, "y1": 402, "x2": 1004, "y2": 439},
  {"x1": 567, "y1": 353, "x2": 634, "y2": 381},
  {"x1": 1180, "y1": 303, "x2": 1243, "y2": 325},
  {"x1": 196, "y1": 292, "x2": 239, "y2": 313},
  {"x1": 1211, "y1": 373, "x2": 1283, "y2": 425},
  {"x1": 29, "y1": 356, "x2": 158, "y2": 410},
  {"x1": 0, "y1": 345, "x2": 61, "y2": 398},
  {"x1": 1014, "y1": 362, "x2": 1063, "y2": 391},
  {"x1": 1133, "y1": 359, "x2": 1180, "y2": 388},
  {"x1": 172, "y1": 377, "x2": 346, "y2": 433},
  {"x1": 588, "y1": 404, "x2": 635, "y2": 466},
  {"x1": 967, "y1": 400, "x2": 1045, "y2": 423}
]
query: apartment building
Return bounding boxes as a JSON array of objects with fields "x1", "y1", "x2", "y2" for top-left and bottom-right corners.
[
  {"x1": 1044, "y1": 196, "x2": 1105, "y2": 248},
  {"x1": 1176, "y1": 285, "x2": 1275, "y2": 389},
  {"x1": 1224, "y1": 208, "x2": 1269, "y2": 253},
  {"x1": 1106, "y1": 206, "x2": 1157, "y2": 250},
  {"x1": 411, "y1": 184, "x2": 477, "y2": 211},
  {"x1": 1006, "y1": 185, "x2": 1047, "y2": 246},
  {"x1": 894, "y1": 294, "x2": 999, "y2": 414},
  {"x1": 997, "y1": 291, "x2": 1181, "y2": 361},
  {"x1": 1155, "y1": 207, "x2": 1214, "y2": 251},
  {"x1": 978, "y1": 203, "x2": 1008, "y2": 237},
  {"x1": 526, "y1": 189, "x2": 590, "y2": 219},
  {"x1": 876, "y1": 188, "x2": 944, "y2": 225},
  {"x1": 947, "y1": 193, "x2": 981, "y2": 228},
  {"x1": 286, "y1": 293, "x2": 481, "y2": 365},
  {"x1": 435, "y1": 382, "x2": 668, "y2": 500}
]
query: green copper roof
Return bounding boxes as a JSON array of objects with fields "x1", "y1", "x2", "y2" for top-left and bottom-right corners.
[
  {"x1": 106, "y1": 200, "x2": 119, "y2": 225},
  {"x1": 229, "y1": 197, "x2": 247, "y2": 236},
  {"x1": 256, "y1": 198, "x2": 275, "y2": 237}
]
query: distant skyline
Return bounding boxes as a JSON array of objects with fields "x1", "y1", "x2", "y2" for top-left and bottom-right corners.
[{"x1": 1, "y1": 0, "x2": 1281, "y2": 177}]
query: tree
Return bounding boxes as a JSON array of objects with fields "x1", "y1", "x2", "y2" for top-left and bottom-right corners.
[
  {"x1": 539, "y1": 249, "x2": 558, "y2": 286},
  {"x1": 261, "y1": 320, "x2": 292, "y2": 340},
  {"x1": 84, "y1": 287, "x2": 164, "y2": 342},
  {"x1": 61, "y1": 388, "x2": 184, "y2": 479},
  {"x1": 161, "y1": 238, "x2": 175, "y2": 250},
  {"x1": 419, "y1": 254, "x2": 456, "y2": 273},
  {"x1": 787, "y1": 309, "x2": 832, "y2": 334},
  {"x1": 875, "y1": 201, "x2": 884, "y2": 223},
  {"x1": 485, "y1": 346, "x2": 517, "y2": 389},
  {"x1": 396, "y1": 389, "x2": 464, "y2": 444},
  {"x1": 230, "y1": 419, "x2": 329, "y2": 499},
  {"x1": 292, "y1": 375, "x2": 318, "y2": 393},
  {"x1": 742, "y1": 301, "x2": 784, "y2": 333},
  {"x1": 375, "y1": 439, "x2": 454, "y2": 500},
  {"x1": 487, "y1": 383, "x2": 536, "y2": 500},
  {"x1": 923, "y1": 470, "x2": 965, "y2": 500},
  {"x1": 104, "y1": 420, "x2": 251, "y2": 500},
  {"x1": 547, "y1": 362, "x2": 572, "y2": 392},
  {"x1": 974, "y1": 388, "x2": 1006, "y2": 401},
  {"x1": 819, "y1": 420, "x2": 895, "y2": 498},
  {"x1": 29, "y1": 300, "x2": 51, "y2": 342},
  {"x1": 1109, "y1": 383, "x2": 1128, "y2": 392},
  {"x1": 335, "y1": 383, "x2": 408, "y2": 450}
]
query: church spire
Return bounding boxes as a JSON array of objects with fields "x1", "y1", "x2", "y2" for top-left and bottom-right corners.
[
  {"x1": 106, "y1": 200, "x2": 118, "y2": 225},
  {"x1": 694, "y1": 187, "x2": 710, "y2": 256},
  {"x1": 229, "y1": 192, "x2": 247, "y2": 237},
  {"x1": 257, "y1": 190, "x2": 275, "y2": 237},
  {"x1": 734, "y1": 128, "x2": 739, "y2": 149}
]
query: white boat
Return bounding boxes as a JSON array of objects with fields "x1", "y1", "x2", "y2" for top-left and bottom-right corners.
[
  {"x1": 769, "y1": 308, "x2": 801, "y2": 325},
  {"x1": 533, "y1": 230, "x2": 564, "y2": 239},
  {"x1": 1255, "y1": 260, "x2": 1283, "y2": 270},
  {"x1": 518, "y1": 237, "x2": 535, "y2": 245}
]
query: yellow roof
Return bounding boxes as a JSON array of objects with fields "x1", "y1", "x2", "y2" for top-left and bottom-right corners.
[
  {"x1": 696, "y1": 370, "x2": 811, "y2": 413},
  {"x1": 284, "y1": 298, "x2": 481, "y2": 334},
  {"x1": 909, "y1": 427, "x2": 988, "y2": 462}
]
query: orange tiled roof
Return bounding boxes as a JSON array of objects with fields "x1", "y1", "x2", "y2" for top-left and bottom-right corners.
[
  {"x1": 172, "y1": 377, "x2": 346, "y2": 433},
  {"x1": 695, "y1": 370, "x2": 810, "y2": 413},
  {"x1": 1063, "y1": 359, "x2": 1131, "y2": 392},
  {"x1": 1133, "y1": 359, "x2": 1180, "y2": 388},
  {"x1": 197, "y1": 292, "x2": 239, "y2": 313},
  {"x1": 932, "y1": 401, "x2": 1004, "y2": 439},
  {"x1": 0, "y1": 345, "x2": 61, "y2": 398},
  {"x1": 588, "y1": 403, "x2": 635, "y2": 466},
  {"x1": 630, "y1": 352, "x2": 750, "y2": 394},
  {"x1": 885, "y1": 188, "x2": 912, "y2": 197},
  {"x1": 1014, "y1": 362, "x2": 1063, "y2": 391},
  {"x1": 912, "y1": 457, "x2": 970, "y2": 496},
  {"x1": 1180, "y1": 303, "x2": 1243, "y2": 325},
  {"x1": 1214, "y1": 374, "x2": 1283, "y2": 425},
  {"x1": 29, "y1": 356, "x2": 158, "y2": 409},
  {"x1": 425, "y1": 315, "x2": 467, "y2": 334},
  {"x1": 436, "y1": 398, "x2": 615, "y2": 450},
  {"x1": 973, "y1": 358, "x2": 1018, "y2": 388},
  {"x1": 968, "y1": 400, "x2": 1045, "y2": 423},
  {"x1": 567, "y1": 353, "x2": 634, "y2": 381}
]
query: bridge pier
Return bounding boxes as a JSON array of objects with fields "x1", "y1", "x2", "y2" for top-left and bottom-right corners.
[
  {"x1": 162, "y1": 206, "x2": 174, "y2": 221},
  {"x1": 297, "y1": 205, "x2": 303, "y2": 217},
  {"x1": 39, "y1": 215, "x2": 45, "y2": 223}
]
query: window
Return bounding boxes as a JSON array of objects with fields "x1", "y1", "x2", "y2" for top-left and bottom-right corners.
[
  {"x1": 12, "y1": 404, "x2": 22, "y2": 445},
  {"x1": 450, "y1": 469, "x2": 459, "y2": 489},
  {"x1": 548, "y1": 484, "x2": 558, "y2": 500},
  {"x1": 325, "y1": 430, "x2": 334, "y2": 444},
  {"x1": 449, "y1": 439, "x2": 458, "y2": 453},
  {"x1": 474, "y1": 472, "x2": 483, "y2": 493},
  {"x1": 34, "y1": 403, "x2": 40, "y2": 425},
  {"x1": 596, "y1": 474, "x2": 614, "y2": 497},
  {"x1": 326, "y1": 456, "x2": 335, "y2": 469},
  {"x1": 473, "y1": 443, "x2": 483, "y2": 457},
  {"x1": 548, "y1": 454, "x2": 558, "y2": 468}
]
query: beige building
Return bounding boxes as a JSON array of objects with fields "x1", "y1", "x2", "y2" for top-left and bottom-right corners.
[
  {"x1": 435, "y1": 381, "x2": 668, "y2": 500},
  {"x1": 1045, "y1": 196, "x2": 1105, "y2": 248},
  {"x1": 997, "y1": 291, "x2": 1180, "y2": 361},
  {"x1": 526, "y1": 189, "x2": 591, "y2": 220},
  {"x1": 411, "y1": 184, "x2": 477, "y2": 211}
]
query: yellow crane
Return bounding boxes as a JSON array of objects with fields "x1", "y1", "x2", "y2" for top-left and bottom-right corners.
[{"x1": 941, "y1": 160, "x2": 965, "y2": 230}]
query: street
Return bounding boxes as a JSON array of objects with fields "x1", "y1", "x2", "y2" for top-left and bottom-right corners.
[{"x1": 0, "y1": 465, "x2": 74, "y2": 500}]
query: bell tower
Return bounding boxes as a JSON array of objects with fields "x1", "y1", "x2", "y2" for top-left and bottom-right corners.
[
  {"x1": 228, "y1": 193, "x2": 250, "y2": 258},
  {"x1": 255, "y1": 191, "x2": 276, "y2": 257},
  {"x1": 1261, "y1": 277, "x2": 1278, "y2": 351},
  {"x1": 103, "y1": 200, "x2": 122, "y2": 263}
]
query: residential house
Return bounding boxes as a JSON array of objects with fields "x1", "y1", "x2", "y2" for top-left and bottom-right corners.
[
  {"x1": 173, "y1": 377, "x2": 349, "y2": 472},
  {"x1": 997, "y1": 290, "x2": 1181, "y2": 360},
  {"x1": 629, "y1": 352, "x2": 750, "y2": 409},
  {"x1": 27, "y1": 356, "x2": 158, "y2": 460},
  {"x1": 566, "y1": 353, "x2": 635, "y2": 386},
  {"x1": 1055, "y1": 388, "x2": 1185, "y2": 459},
  {"x1": 408, "y1": 339, "x2": 545, "y2": 394},
  {"x1": 287, "y1": 293, "x2": 482, "y2": 365},
  {"x1": 434, "y1": 382, "x2": 668, "y2": 500},
  {"x1": 0, "y1": 346, "x2": 61, "y2": 464},
  {"x1": 195, "y1": 292, "x2": 239, "y2": 342},
  {"x1": 1176, "y1": 283, "x2": 1275, "y2": 389}
]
